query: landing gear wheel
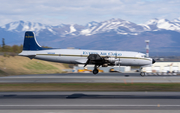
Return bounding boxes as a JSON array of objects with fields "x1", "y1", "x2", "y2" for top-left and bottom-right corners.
[
  {"x1": 93, "y1": 69, "x2": 99, "y2": 74},
  {"x1": 140, "y1": 72, "x2": 145, "y2": 77}
]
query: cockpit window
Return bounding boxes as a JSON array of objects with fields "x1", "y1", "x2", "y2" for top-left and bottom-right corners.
[
  {"x1": 136, "y1": 54, "x2": 146, "y2": 58},
  {"x1": 141, "y1": 55, "x2": 146, "y2": 58}
]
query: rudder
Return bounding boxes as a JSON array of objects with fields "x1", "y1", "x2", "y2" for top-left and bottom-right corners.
[{"x1": 23, "y1": 31, "x2": 43, "y2": 50}]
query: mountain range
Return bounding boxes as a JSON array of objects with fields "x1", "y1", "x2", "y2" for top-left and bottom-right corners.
[{"x1": 1, "y1": 18, "x2": 180, "y2": 56}]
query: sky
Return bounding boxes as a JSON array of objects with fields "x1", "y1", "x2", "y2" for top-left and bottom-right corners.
[{"x1": 0, "y1": 0, "x2": 180, "y2": 26}]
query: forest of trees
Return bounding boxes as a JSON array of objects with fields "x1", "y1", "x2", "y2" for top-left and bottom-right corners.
[
  {"x1": 0, "y1": 44, "x2": 23, "y2": 53},
  {"x1": 0, "y1": 38, "x2": 23, "y2": 54},
  {"x1": 0, "y1": 38, "x2": 51, "y2": 55}
]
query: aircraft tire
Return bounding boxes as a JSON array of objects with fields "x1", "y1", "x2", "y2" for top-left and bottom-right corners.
[
  {"x1": 140, "y1": 72, "x2": 145, "y2": 77},
  {"x1": 93, "y1": 69, "x2": 99, "y2": 74}
]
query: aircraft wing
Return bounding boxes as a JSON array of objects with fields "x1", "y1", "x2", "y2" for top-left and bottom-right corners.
[{"x1": 75, "y1": 59, "x2": 88, "y2": 64}]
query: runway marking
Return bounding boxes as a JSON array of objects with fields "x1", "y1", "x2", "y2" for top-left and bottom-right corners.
[{"x1": 0, "y1": 105, "x2": 180, "y2": 107}]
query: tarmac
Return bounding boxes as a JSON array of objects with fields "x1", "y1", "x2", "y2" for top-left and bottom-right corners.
[{"x1": 1, "y1": 73, "x2": 180, "y2": 83}]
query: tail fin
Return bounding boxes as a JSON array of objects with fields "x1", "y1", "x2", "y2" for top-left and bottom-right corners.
[{"x1": 23, "y1": 31, "x2": 43, "y2": 50}]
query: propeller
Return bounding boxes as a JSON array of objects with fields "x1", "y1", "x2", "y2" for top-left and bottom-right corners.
[
  {"x1": 84, "y1": 59, "x2": 90, "y2": 67},
  {"x1": 116, "y1": 52, "x2": 120, "y2": 72},
  {"x1": 115, "y1": 52, "x2": 121, "y2": 72},
  {"x1": 118, "y1": 58, "x2": 120, "y2": 72}
]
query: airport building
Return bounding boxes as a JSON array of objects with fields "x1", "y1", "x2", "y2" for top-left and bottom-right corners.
[{"x1": 142, "y1": 62, "x2": 180, "y2": 75}]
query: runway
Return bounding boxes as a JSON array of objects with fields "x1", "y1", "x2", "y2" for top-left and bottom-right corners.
[
  {"x1": 1, "y1": 73, "x2": 180, "y2": 112},
  {"x1": 1, "y1": 73, "x2": 180, "y2": 83},
  {"x1": 0, "y1": 92, "x2": 180, "y2": 112}
]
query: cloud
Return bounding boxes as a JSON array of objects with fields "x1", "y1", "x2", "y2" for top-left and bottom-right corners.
[{"x1": 0, "y1": 0, "x2": 180, "y2": 25}]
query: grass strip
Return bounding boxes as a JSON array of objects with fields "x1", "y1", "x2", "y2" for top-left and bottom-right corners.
[{"x1": 0, "y1": 83, "x2": 180, "y2": 92}]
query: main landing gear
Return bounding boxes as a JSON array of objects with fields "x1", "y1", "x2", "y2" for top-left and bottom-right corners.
[
  {"x1": 93, "y1": 68, "x2": 98, "y2": 74},
  {"x1": 93, "y1": 65, "x2": 99, "y2": 74}
]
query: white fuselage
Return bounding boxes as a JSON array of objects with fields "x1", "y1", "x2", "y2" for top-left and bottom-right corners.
[{"x1": 19, "y1": 49, "x2": 152, "y2": 66}]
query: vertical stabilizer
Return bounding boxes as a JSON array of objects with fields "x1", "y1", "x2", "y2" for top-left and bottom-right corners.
[{"x1": 23, "y1": 31, "x2": 43, "y2": 50}]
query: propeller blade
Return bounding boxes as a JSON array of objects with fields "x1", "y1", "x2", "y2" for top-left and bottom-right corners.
[
  {"x1": 84, "y1": 59, "x2": 90, "y2": 67},
  {"x1": 119, "y1": 58, "x2": 120, "y2": 72}
]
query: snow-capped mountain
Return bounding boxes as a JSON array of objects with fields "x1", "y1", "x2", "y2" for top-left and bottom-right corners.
[
  {"x1": 0, "y1": 20, "x2": 85, "y2": 36},
  {"x1": 1, "y1": 18, "x2": 180, "y2": 56},
  {"x1": 81, "y1": 18, "x2": 150, "y2": 36},
  {"x1": 145, "y1": 18, "x2": 180, "y2": 31},
  {"x1": 1, "y1": 21, "x2": 51, "y2": 32},
  {"x1": 2, "y1": 18, "x2": 180, "y2": 36}
]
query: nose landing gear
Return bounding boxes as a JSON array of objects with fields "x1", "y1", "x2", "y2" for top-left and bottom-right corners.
[{"x1": 140, "y1": 72, "x2": 146, "y2": 77}]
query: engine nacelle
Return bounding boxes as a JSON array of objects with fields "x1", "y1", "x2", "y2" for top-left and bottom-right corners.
[
  {"x1": 115, "y1": 61, "x2": 121, "y2": 65},
  {"x1": 106, "y1": 57, "x2": 119, "y2": 63}
]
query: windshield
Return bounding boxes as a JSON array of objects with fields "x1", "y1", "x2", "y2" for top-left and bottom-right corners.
[
  {"x1": 141, "y1": 55, "x2": 146, "y2": 58},
  {"x1": 136, "y1": 54, "x2": 146, "y2": 58}
]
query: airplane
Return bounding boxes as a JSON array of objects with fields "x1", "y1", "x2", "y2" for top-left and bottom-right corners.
[{"x1": 19, "y1": 31, "x2": 155, "y2": 76}]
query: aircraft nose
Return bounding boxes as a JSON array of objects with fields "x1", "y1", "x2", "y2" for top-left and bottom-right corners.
[{"x1": 152, "y1": 59, "x2": 156, "y2": 64}]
